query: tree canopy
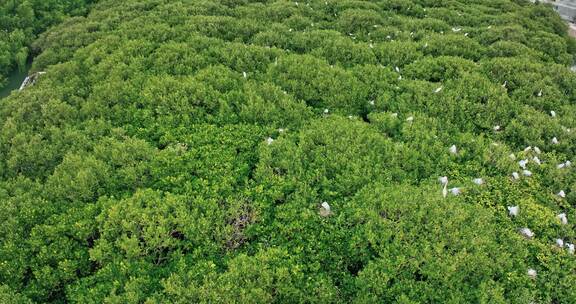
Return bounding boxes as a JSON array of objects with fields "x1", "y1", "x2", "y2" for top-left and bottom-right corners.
[{"x1": 1, "y1": 0, "x2": 576, "y2": 302}]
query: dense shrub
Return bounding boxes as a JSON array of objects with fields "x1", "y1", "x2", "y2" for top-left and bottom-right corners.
[{"x1": 0, "y1": 0, "x2": 575, "y2": 302}]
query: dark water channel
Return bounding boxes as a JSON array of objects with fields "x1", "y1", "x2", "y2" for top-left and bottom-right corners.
[{"x1": 0, "y1": 62, "x2": 32, "y2": 99}]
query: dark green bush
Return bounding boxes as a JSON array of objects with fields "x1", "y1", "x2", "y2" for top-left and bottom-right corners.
[{"x1": 0, "y1": 0, "x2": 575, "y2": 302}]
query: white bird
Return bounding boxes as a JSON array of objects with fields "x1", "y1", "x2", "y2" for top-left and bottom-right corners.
[
  {"x1": 439, "y1": 176, "x2": 449, "y2": 185},
  {"x1": 395, "y1": 66, "x2": 400, "y2": 73},
  {"x1": 527, "y1": 268, "x2": 537, "y2": 279},
  {"x1": 502, "y1": 81, "x2": 507, "y2": 88},
  {"x1": 534, "y1": 146, "x2": 541, "y2": 154},
  {"x1": 449, "y1": 145, "x2": 458, "y2": 155},
  {"x1": 567, "y1": 243, "x2": 575, "y2": 254},
  {"x1": 537, "y1": 89, "x2": 542, "y2": 97},
  {"x1": 557, "y1": 163, "x2": 566, "y2": 169},
  {"x1": 452, "y1": 27, "x2": 462, "y2": 32},
  {"x1": 493, "y1": 125, "x2": 501, "y2": 131},
  {"x1": 449, "y1": 187, "x2": 461, "y2": 196},
  {"x1": 278, "y1": 128, "x2": 285, "y2": 133},
  {"x1": 518, "y1": 159, "x2": 528, "y2": 169},
  {"x1": 512, "y1": 172, "x2": 520, "y2": 180},
  {"x1": 550, "y1": 110, "x2": 556, "y2": 118},
  {"x1": 552, "y1": 137, "x2": 559, "y2": 145},
  {"x1": 266, "y1": 137, "x2": 274, "y2": 145},
  {"x1": 532, "y1": 157, "x2": 541, "y2": 165},
  {"x1": 324, "y1": 108, "x2": 329, "y2": 114},
  {"x1": 319, "y1": 201, "x2": 332, "y2": 217},
  {"x1": 434, "y1": 86, "x2": 443, "y2": 93},
  {"x1": 442, "y1": 183, "x2": 448, "y2": 198},
  {"x1": 556, "y1": 239, "x2": 564, "y2": 248},
  {"x1": 406, "y1": 116, "x2": 414, "y2": 122},
  {"x1": 369, "y1": 43, "x2": 374, "y2": 48},
  {"x1": 565, "y1": 161, "x2": 571, "y2": 167},
  {"x1": 369, "y1": 100, "x2": 375, "y2": 106},
  {"x1": 524, "y1": 146, "x2": 532, "y2": 152},
  {"x1": 391, "y1": 113, "x2": 398, "y2": 118},
  {"x1": 558, "y1": 213, "x2": 568, "y2": 225},
  {"x1": 557, "y1": 190, "x2": 566, "y2": 198},
  {"x1": 473, "y1": 178, "x2": 484, "y2": 185},
  {"x1": 520, "y1": 228, "x2": 534, "y2": 239},
  {"x1": 508, "y1": 205, "x2": 519, "y2": 217},
  {"x1": 509, "y1": 153, "x2": 516, "y2": 160},
  {"x1": 522, "y1": 170, "x2": 532, "y2": 177},
  {"x1": 242, "y1": 71, "x2": 247, "y2": 78}
]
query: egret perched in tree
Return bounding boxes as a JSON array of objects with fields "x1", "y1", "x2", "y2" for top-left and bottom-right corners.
[
  {"x1": 243, "y1": 71, "x2": 247, "y2": 78},
  {"x1": 567, "y1": 244, "x2": 575, "y2": 254},
  {"x1": 557, "y1": 190, "x2": 566, "y2": 198},
  {"x1": 551, "y1": 110, "x2": 556, "y2": 118},
  {"x1": 434, "y1": 86, "x2": 443, "y2": 93},
  {"x1": 527, "y1": 268, "x2": 537, "y2": 279},
  {"x1": 449, "y1": 145, "x2": 457, "y2": 155},
  {"x1": 266, "y1": 137, "x2": 274, "y2": 145},
  {"x1": 493, "y1": 125, "x2": 501, "y2": 132},
  {"x1": 320, "y1": 202, "x2": 332, "y2": 217},
  {"x1": 534, "y1": 146, "x2": 541, "y2": 154},
  {"x1": 508, "y1": 206, "x2": 519, "y2": 217},
  {"x1": 558, "y1": 213, "x2": 568, "y2": 225},
  {"x1": 524, "y1": 146, "x2": 532, "y2": 152},
  {"x1": 449, "y1": 187, "x2": 461, "y2": 196},
  {"x1": 556, "y1": 239, "x2": 564, "y2": 248},
  {"x1": 532, "y1": 157, "x2": 541, "y2": 165},
  {"x1": 406, "y1": 116, "x2": 414, "y2": 122},
  {"x1": 522, "y1": 170, "x2": 532, "y2": 177},
  {"x1": 439, "y1": 176, "x2": 449, "y2": 198},
  {"x1": 520, "y1": 228, "x2": 534, "y2": 239},
  {"x1": 552, "y1": 137, "x2": 559, "y2": 145},
  {"x1": 512, "y1": 172, "x2": 520, "y2": 180},
  {"x1": 518, "y1": 159, "x2": 528, "y2": 169},
  {"x1": 473, "y1": 178, "x2": 484, "y2": 185},
  {"x1": 439, "y1": 176, "x2": 448, "y2": 185}
]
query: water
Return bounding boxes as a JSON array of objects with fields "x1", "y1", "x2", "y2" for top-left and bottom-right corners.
[{"x1": 0, "y1": 62, "x2": 32, "y2": 99}]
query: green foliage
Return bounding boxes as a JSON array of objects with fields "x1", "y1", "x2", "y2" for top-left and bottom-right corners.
[
  {"x1": 0, "y1": 0, "x2": 575, "y2": 303},
  {"x1": 0, "y1": 0, "x2": 98, "y2": 90}
]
